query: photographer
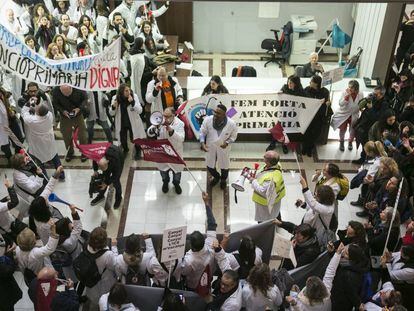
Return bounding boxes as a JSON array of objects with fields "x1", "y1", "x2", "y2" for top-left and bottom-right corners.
[
  {"x1": 91, "y1": 144, "x2": 124, "y2": 209},
  {"x1": 51, "y1": 85, "x2": 88, "y2": 162},
  {"x1": 21, "y1": 100, "x2": 64, "y2": 181},
  {"x1": 18, "y1": 83, "x2": 54, "y2": 120}
]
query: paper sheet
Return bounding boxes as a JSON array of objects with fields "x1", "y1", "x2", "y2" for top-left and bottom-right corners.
[{"x1": 272, "y1": 232, "x2": 297, "y2": 267}]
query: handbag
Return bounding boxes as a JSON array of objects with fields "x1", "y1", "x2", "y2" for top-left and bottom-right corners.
[
  {"x1": 0, "y1": 219, "x2": 28, "y2": 243},
  {"x1": 317, "y1": 214, "x2": 337, "y2": 251}
]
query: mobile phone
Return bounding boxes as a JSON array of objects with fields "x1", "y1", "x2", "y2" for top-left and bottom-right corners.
[{"x1": 178, "y1": 294, "x2": 184, "y2": 301}]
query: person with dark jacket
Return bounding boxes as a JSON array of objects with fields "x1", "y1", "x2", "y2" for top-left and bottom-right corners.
[
  {"x1": 301, "y1": 52, "x2": 324, "y2": 77},
  {"x1": 302, "y1": 75, "x2": 330, "y2": 157},
  {"x1": 202, "y1": 76, "x2": 229, "y2": 96},
  {"x1": 391, "y1": 69, "x2": 413, "y2": 115},
  {"x1": 369, "y1": 109, "x2": 400, "y2": 149},
  {"x1": 91, "y1": 144, "x2": 124, "y2": 209},
  {"x1": 51, "y1": 85, "x2": 88, "y2": 162},
  {"x1": 330, "y1": 243, "x2": 370, "y2": 311},
  {"x1": 0, "y1": 233, "x2": 22, "y2": 311},
  {"x1": 395, "y1": 10, "x2": 414, "y2": 69},
  {"x1": 336, "y1": 221, "x2": 367, "y2": 250},
  {"x1": 353, "y1": 86, "x2": 390, "y2": 164},
  {"x1": 267, "y1": 75, "x2": 305, "y2": 154},
  {"x1": 274, "y1": 221, "x2": 321, "y2": 270},
  {"x1": 399, "y1": 95, "x2": 414, "y2": 122}
]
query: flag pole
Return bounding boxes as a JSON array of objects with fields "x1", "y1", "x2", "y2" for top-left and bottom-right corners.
[
  {"x1": 185, "y1": 166, "x2": 204, "y2": 193},
  {"x1": 293, "y1": 150, "x2": 301, "y2": 172}
]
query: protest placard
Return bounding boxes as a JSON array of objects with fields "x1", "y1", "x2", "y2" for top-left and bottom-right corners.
[
  {"x1": 272, "y1": 232, "x2": 297, "y2": 268},
  {"x1": 161, "y1": 226, "x2": 187, "y2": 263},
  {"x1": 322, "y1": 67, "x2": 345, "y2": 86}
]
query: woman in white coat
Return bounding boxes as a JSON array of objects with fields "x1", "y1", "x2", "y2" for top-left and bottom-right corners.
[
  {"x1": 330, "y1": 80, "x2": 364, "y2": 151},
  {"x1": 130, "y1": 37, "x2": 147, "y2": 104},
  {"x1": 242, "y1": 263, "x2": 283, "y2": 311},
  {"x1": 297, "y1": 176, "x2": 335, "y2": 244},
  {"x1": 110, "y1": 84, "x2": 146, "y2": 160},
  {"x1": 200, "y1": 104, "x2": 238, "y2": 189},
  {"x1": 147, "y1": 107, "x2": 185, "y2": 194}
]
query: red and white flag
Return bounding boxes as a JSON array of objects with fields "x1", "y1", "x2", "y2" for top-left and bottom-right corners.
[
  {"x1": 269, "y1": 122, "x2": 298, "y2": 151},
  {"x1": 73, "y1": 128, "x2": 111, "y2": 162},
  {"x1": 133, "y1": 139, "x2": 186, "y2": 165}
]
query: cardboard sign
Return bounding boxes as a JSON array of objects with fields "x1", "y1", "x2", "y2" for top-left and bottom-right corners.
[
  {"x1": 272, "y1": 232, "x2": 297, "y2": 267},
  {"x1": 161, "y1": 226, "x2": 187, "y2": 263},
  {"x1": 322, "y1": 67, "x2": 345, "y2": 86}
]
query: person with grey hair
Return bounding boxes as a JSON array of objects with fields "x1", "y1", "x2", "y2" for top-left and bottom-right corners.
[
  {"x1": 247, "y1": 150, "x2": 285, "y2": 222},
  {"x1": 21, "y1": 100, "x2": 64, "y2": 180},
  {"x1": 301, "y1": 52, "x2": 324, "y2": 78}
]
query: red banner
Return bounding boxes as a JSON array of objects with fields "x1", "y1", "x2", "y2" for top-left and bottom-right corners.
[
  {"x1": 72, "y1": 128, "x2": 111, "y2": 162},
  {"x1": 133, "y1": 139, "x2": 186, "y2": 165}
]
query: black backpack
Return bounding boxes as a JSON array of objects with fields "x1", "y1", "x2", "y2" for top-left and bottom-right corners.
[
  {"x1": 233, "y1": 253, "x2": 255, "y2": 280},
  {"x1": 125, "y1": 265, "x2": 148, "y2": 286},
  {"x1": 73, "y1": 249, "x2": 108, "y2": 288}
]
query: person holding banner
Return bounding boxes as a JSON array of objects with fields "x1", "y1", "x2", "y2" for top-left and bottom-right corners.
[
  {"x1": 51, "y1": 85, "x2": 89, "y2": 162},
  {"x1": 200, "y1": 104, "x2": 238, "y2": 189},
  {"x1": 247, "y1": 150, "x2": 285, "y2": 222},
  {"x1": 147, "y1": 107, "x2": 185, "y2": 194}
]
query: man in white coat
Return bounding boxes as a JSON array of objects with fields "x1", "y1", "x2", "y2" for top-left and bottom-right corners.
[
  {"x1": 56, "y1": 14, "x2": 78, "y2": 56},
  {"x1": 21, "y1": 103, "x2": 64, "y2": 181},
  {"x1": 200, "y1": 104, "x2": 238, "y2": 189},
  {"x1": 147, "y1": 107, "x2": 185, "y2": 194},
  {"x1": 4, "y1": 9, "x2": 29, "y2": 41}
]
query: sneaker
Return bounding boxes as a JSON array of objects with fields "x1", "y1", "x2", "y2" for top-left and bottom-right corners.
[
  {"x1": 282, "y1": 144, "x2": 288, "y2": 154},
  {"x1": 162, "y1": 182, "x2": 169, "y2": 193},
  {"x1": 81, "y1": 155, "x2": 88, "y2": 162},
  {"x1": 352, "y1": 158, "x2": 364, "y2": 165},
  {"x1": 266, "y1": 143, "x2": 276, "y2": 151},
  {"x1": 210, "y1": 177, "x2": 220, "y2": 187},
  {"x1": 339, "y1": 141, "x2": 345, "y2": 152},
  {"x1": 114, "y1": 197, "x2": 122, "y2": 209},
  {"x1": 91, "y1": 194, "x2": 105, "y2": 206},
  {"x1": 174, "y1": 183, "x2": 182, "y2": 195},
  {"x1": 356, "y1": 210, "x2": 369, "y2": 217},
  {"x1": 348, "y1": 142, "x2": 353, "y2": 151},
  {"x1": 220, "y1": 180, "x2": 227, "y2": 190}
]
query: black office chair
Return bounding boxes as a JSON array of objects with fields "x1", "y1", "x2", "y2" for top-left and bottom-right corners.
[{"x1": 260, "y1": 29, "x2": 284, "y2": 67}]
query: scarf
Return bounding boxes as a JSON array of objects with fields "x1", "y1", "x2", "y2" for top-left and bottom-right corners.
[
  {"x1": 212, "y1": 116, "x2": 228, "y2": 136},
  {"x1": 297, "y1": 235, "x2": 318, "y2": 248},
  {"x1": 208, "y1": 282, "x2": 238, "y2": 310}
]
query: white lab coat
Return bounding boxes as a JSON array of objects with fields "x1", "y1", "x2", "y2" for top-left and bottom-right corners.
[
  {"x1": 0, "y1": 100, "x2": 9, "y2": 146},
  {"x1": 87, "y1": 92, "x2": 109, "y2": 122},
  {"x1": 4, "y1": 17, "x2": 29, "y2": 41},
  {"x1": 130, "y1": 53, "x2": 146, "y2": 103},
  {"x1": 61, "y1": 218, "x2": 83, "y2": 282},
  {"x1": 147, "y1": 117, "x2": 185, "y2": 172},
  {"x1": 12, "y1": 169, "x2": 44, "y2": 218},
  {"x1": 242, "y1": 283, "x2": 282, "y2": 311},
  {"x1": 145, "y1": 77, "x2": 183, "y2": 114},
  {"x1": 16, "y1": 235, "x2": 58, "y2": 274},
  {"x1": 77, "y1": 34, "x2": 101, "y2": 54},
  {"x1": 109, "y1": 94, "x2": 146, "y2": 142},
  {"x1": 21, "y1": 106, "x2": 57, "y2": 163},
  {"x1": 108, "y1": 1, "x2": 143, "y2": 31},
  {"x1": 147, "y1": 257, "x2": 183, "y2": 287},
  {"x1": 181, "y1": 230, "x2": 216, "y2": 289},
  {"x1": 0, "y1": 201, "x2": 14, "y2": 232},
  {"x1": 56, "y1": 26, "x2": 78, "y2": 56},
  {"x1": 200, "y1": 116, "x2": 238, "y2": 169},
  {"x1": 330, "y1": 91, "x2": 363, "y2": 130},
  {"x1": 99, "y1": 293, "x2": 140, "y2": 311},
  {"x1": 134, "y1": 4, "x2": 168, "y2": 35}
]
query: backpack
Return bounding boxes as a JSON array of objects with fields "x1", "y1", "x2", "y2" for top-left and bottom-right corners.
[
  {"x1": 195, "y1": 264, "x2": 212, "y2": 298},
  {"x1": 50, "y1": 248, "x2": 73, "y2": 277},
  {"x1": 125, "y1": 265, "x2": 148, "y2": 286},
  {"x1": 233, "y1": 253, "x2": 254, "y2": 280},
  {"x1": 335, "y1": 176, "x2": 350, "y2": 200},
  {"x1": 72, "y1": 249, "x2": 108, "y2": 288}
]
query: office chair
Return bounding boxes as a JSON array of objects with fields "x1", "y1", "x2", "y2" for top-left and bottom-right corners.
[{"x1": 260, "y1": 29, "x2": 285, "y2": 67}]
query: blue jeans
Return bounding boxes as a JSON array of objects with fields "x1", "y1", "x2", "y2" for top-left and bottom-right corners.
[
  {"x1": 160, "y1": 170, "x2": 181, "y2": 185},
  {"x1": 86, "y1": 120, "x2": 113, "y2": 143}
]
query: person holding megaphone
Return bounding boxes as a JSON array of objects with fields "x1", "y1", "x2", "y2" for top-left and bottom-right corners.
[
  {"x1": 246, "y1": 151, "x2": 285, "y2": 223},
  {"x1": 147, "y1": 107, "x2": 185, "y2": 194}
]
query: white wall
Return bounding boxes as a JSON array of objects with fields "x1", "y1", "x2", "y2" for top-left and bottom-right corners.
[
  {"x1": 350, "y1": 3, "x2": 387, "y2": 78},
  {"x1": 193, "y1": 2, "x2": 355, "y2": 53}
]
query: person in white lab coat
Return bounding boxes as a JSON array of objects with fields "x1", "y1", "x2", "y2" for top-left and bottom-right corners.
[
  {"x1": 330, "y1": 80, "x2": 364, "y2": 152},
  {"x1": 21, "y1": 103, "x2": 64, "y2": 181},
  {"x1": 4, "y1": 9, "x2": 29, "y2": 41},
  {"x1": 109, "y1": 84, "x2": 146, "y2": 160},
  {"x1": 200, "y1": 104, "x2": 238, "y2": 189},
  {"x1": 147, "y1": 107, "x2": 185, "y2": 194}
]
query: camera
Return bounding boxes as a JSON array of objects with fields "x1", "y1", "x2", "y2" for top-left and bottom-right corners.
[
  {"x1": 68, "y1": 111, "x2": 76, "y2": 118},
  {"x1": 89, "y1": 173, "x2": 104, "y2": 197}
]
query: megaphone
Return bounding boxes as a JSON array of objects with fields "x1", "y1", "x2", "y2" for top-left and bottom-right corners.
[
  {"x1": 231, "y1": 167, "x2": 250, "y2": 193},
  {"x1": 150, "y1": 111, "x2": 164, "y2": 126},
  {"x1": 48, "y1": 193, "x2": 83, "y2": 212}
]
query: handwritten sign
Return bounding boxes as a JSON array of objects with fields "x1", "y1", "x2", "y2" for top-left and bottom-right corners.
[
  {"x1": 272, "y1": 232, "x2": 297, "y2": 268},
  {"x1": 322, "y1": 67, "x2": 345, "y2": 87},
  {"x1": 0, "y1": 24, "x2": 121, "y2": 91},
  {"x1": 161, "y1": 226, "x2": 187, "y2": 263}
]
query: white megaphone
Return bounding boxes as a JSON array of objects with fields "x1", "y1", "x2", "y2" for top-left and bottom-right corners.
[
  {"x1": 231, "y1": 167, "x2": 250, "y2": 192},
  {"x1": 150, "y1": 111, "x2": 164, "y2": 126}
]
